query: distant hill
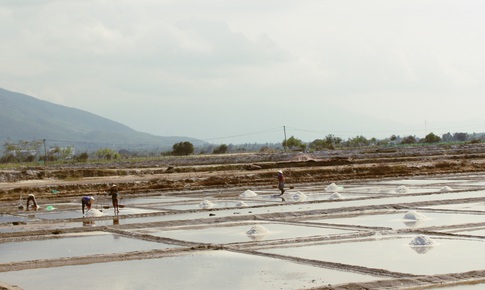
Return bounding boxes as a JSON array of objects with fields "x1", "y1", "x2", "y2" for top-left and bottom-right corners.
[{"x1": 0, "y1": 87, "x2": 203, "y2": 153}]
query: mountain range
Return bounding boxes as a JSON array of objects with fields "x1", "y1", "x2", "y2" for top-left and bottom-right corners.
[{"x1": 0, "y1": 87, "x2": 203, "y2": 153}]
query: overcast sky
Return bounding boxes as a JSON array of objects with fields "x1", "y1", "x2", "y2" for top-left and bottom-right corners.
[{"x1": 2, "y1": 0, "x2": 485, "y2": 144}]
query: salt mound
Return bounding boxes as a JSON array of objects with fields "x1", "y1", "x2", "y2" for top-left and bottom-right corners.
[
  {"x1": 409, "y1": 235, "x2": 434, "y2": 246},
  {"x1": 291, "y1": 191, "x2": 307, "y2": 202},
  {"x1": 240, "y1": 189, "x2": 258, "y2": 198},
  {"x1": 395, "y1": 185, "x2": 409, "y2": 193},
  {"x1": 440, "y1": 186, "x2": 453, "y2": 192},
  {"x1": 403, "y1": 210, "x2": 427, "y2": 220},
  {"x1": 236, "y1": 201, "x2": 248, "y2": 208},
  {"x1": 199, "y1": 200, "x2": 214, "y2": 209},
  {"x1": 325, "y1": 183, "x2": 339, "y2": 192},
  {"x1": 328, "y1": 192, "x2": 344, "y2": 200},
  {"x1": 246, "y1": 225, "x2": 270, "y2": 241},
  {"x1": 86, "y1": 208, "x2": 104, "y2": 217}
]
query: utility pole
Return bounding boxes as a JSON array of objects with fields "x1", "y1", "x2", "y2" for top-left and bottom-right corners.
[
  {"x1": 283, "y1": 126, "x2": 287, "y2": 150},
  {"x1": 425, "y1": 120, "x2": 427, "y2": 137},
  {"x1": 43, "y1": 139, "x2": 47, "y2": 167}
]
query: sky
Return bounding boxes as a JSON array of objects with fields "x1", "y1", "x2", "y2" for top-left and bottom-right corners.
[{"x1": 2, "y1": 0, "x2": 485, "y2": 144}]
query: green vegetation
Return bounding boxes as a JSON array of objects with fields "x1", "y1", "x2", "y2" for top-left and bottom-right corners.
[
  {"x1": 284, "y1": 136, "x2": 306, "y2": 151},
  {"x1": 213, "y1": 144, "x2": 228, "y2": 154},
  {"x1": 423, "y1": 132, "x2": 441, "y2": 143},
  {"x1": 172, "y1": 141, "x2": 195, "y2": 156},
  {"x1": 95, "y1": 148, "x2": 120, "y2": 160},
  {"x1": 1, "y1": 131, "x2": 485, "y2": 167},
  {"x1": 308, "y1": 134, "x2": 342, "y2": 150}
]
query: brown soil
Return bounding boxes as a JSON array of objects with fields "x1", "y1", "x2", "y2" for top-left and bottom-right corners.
[{"x1": 1, "y1": 143, "x2": 484, "y2": 203}]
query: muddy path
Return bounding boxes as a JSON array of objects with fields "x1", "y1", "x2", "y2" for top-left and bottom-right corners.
[{"x1": 1, "y1": 143, "x2": 485, "y2": 203}]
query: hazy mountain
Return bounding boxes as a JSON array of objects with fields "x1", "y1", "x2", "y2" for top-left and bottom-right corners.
[{"x1": 0, "y1": 88, "x2": 203, "y2": 152}]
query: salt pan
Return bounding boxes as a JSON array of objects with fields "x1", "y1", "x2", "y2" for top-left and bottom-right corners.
[{"x1": 240, "y1": 189, "x2": 258, "y2": 198}]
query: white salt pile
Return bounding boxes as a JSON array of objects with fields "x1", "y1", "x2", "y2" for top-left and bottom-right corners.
[
  {"x1": 236, "y1": 201, "x2": 248, "y2": 208},
  {"x1": 246, "y1": 225, "x2": 270, "y2": 241},
  {"x1": 395, "y1": 185, "x2": 409, "y2": 193},
  {"x1": 86, "y1": 208, "x2": 104, "y2": 217},
  {"x1": 199, "y1": 200, "x2": 214, "y2": 209},
  {"x1": 239, "y1": 189, "x2": 258, "y2": 198},
  {"x1": 409, "y1": 235, "x2": 434, "y2": 246},
  {"x1": 440, "y1": 186, "x2": 453, "y2": 192},
  {"x1": 403, "y1": 210, "x2": 427, "y2": 220},
  {"x1": 328, "y1": 192, "x2": 344, "y2": 200},
  {"x1": 291, "y1": 191, "x2": 307, "y2": 202},
  {"x1": 325, "y1": 183, "x2": 340, "y2": 192}
]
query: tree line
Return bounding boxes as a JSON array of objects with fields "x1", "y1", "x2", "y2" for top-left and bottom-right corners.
[
  {"x1": 284, "y1": 132, "x2": 485, "y2": 151},
  {"x1": 1, "y1": 131, "x2": 484, "y2": 163}
]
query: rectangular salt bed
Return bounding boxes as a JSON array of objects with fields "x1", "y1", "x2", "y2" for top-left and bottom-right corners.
[
  {"x1": 0, "y1": 250, "x2": 384, "y2": 290},
  {"x1": 259, "y1": 234, "x2": 485, "y2": 276},
  {"x1": 0, "y1": 214, "x2": 30, "y2": 224},
  {"x1": 17, "y1": 207, "x2": 162, "y2": 220},
  {"x1": 308, "y1": 210, "x2": 485, "y2": 230},
  {"x1": 133, "y1": 222, "x2": 358, "y2": 244},
  {"x1": 0, "y1": 232, "x2": 179, "y2": 264},
  {"x1": 421, "y1": 202, "x2": 485, "y2": 212}
]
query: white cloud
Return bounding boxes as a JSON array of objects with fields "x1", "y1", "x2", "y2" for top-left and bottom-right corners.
[{"x1": 2, "y1": 0, "x2": 485, "y2": 143}]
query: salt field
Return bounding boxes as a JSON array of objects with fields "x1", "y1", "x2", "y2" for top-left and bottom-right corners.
[{"x1": 3, "y1": 173, "x2": 485, "y2": 289}]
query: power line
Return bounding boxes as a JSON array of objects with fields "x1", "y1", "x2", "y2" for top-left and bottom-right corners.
[
  {"x1": 286, "y1": 123, "x2": 485, "y2": 139},
  {"x1": 10, "y1": 122, "x2": 485, "y2": 148},
  {"x1": 200, "y1": 127, "x2": 282, "y2": 142}
]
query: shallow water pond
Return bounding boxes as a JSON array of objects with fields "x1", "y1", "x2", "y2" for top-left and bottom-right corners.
[
  {"x1": 309, "y1": 210, "x2": 485, "y2": 230},
  {"x1": 260, "y1": 234, "x2": 485, "y2": 276},
  {"x1": 16, "y1": 207, "x2": 162, "y2": 220},
  {"x1": 121, "y1": 196, "x2": 200, "y2": 205},
  {"x1": 422, "y1": 202, "x2": 485, "y2": 212},
  {"x1": 148, "y1": 199, "x2": 278, "y2": 211},
  {"x1": 0, "y1": 232, "x2": 179, "y2": 264},
  {"x1": 133, "y1": 222, "x2": 358, "y2": 244},
  {"x1": 0, "y1": 250, "x2": 384, "y2": 290},
  {"x1": 0, "y1": 214, "x2": 31, "y2": 224}
]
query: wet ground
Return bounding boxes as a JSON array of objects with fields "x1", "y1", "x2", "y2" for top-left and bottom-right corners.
[{"x1": 3, "y1": 171, "x2": 485, "y2": 289}]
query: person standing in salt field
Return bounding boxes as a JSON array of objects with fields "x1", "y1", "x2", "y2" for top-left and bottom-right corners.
[
  {"x1": 108, "y1": 184, "x2": 120, "y2": 214},
  {"x1": 277, "y1": 170, "x2": 285, "y2": 195}
]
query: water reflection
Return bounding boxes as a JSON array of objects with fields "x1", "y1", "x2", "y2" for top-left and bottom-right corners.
[
  {"x1": 410, "y1": 245, "x2": 433, "y2": 254},
  {"x1": 403, "y1": 220, "x2": 424, "y2": 228},
  {"x1": 82, "y1": 220, "x2": 95, "y2": 227},
  {"x1": 409, "y1": 235, "x2": 434, "y2": 254}
]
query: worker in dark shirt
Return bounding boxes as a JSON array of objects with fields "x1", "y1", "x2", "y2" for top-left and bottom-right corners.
[
  {"x1": 108, "y1": 184, "x2": 119, "y2": 214},
  {"x1": 82, "y1": 196, "x2": 95, "y2": 215}
]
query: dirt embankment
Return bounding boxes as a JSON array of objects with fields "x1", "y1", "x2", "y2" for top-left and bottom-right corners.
[{"x1": 1, "y1": 143, "x2": 485, "y2": 202}]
